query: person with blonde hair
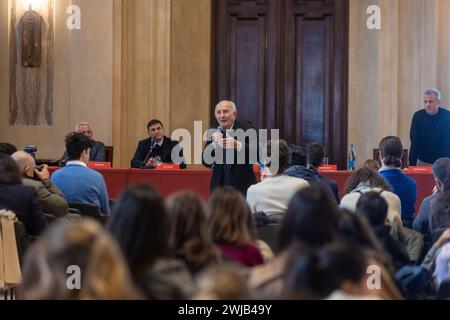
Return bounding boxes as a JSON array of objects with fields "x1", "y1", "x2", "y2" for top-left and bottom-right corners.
[{"x1": 19, "y1": 219, "x2": 140, "y2": 300}]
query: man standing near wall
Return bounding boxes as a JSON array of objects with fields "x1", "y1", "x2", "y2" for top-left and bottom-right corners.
[{"x1": 409, "y1": 88, "x2": 450, "y2": 166}]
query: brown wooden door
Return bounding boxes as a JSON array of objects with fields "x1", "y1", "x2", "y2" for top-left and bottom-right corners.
[{"x1": 212, "y1": 0, "x2": 349, "y2": 168}]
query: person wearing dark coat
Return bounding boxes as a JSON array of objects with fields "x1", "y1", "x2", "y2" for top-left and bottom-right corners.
[
  {"x1": 356, "y1": 191, "x2": 410, "y2": 270},
  {"x1": 131, "y1": 119, "x2": 184, "y2": 168},
  {"x1": 0, "y1": 153, "x2": 46, "y2": 236},
  {"x1": 285, "y1": 143, "x2": 340, "y2": 203},
  {"x1": 202, "y1": 101, "x2": 257, "y2": 196},
  {"x1": 60, "y1": 122, "x2": 106, "y2": 165}
]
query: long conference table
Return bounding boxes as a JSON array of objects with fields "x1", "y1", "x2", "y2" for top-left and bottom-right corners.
[{"x1": 48, "y1": 167, "x2": 435, "y2": 215}]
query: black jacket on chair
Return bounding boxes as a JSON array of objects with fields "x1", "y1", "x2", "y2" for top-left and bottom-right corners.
[
  {"x1": 202, "y1": 120, "x2": 257, "y2": 196},
  {"x1": 131, "y1": 136, "x2": 184, "y2": 168},
  {"x1": 0, "y1": 183, "x2": 46, "y2": 236}
]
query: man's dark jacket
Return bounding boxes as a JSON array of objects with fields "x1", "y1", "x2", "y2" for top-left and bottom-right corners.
[
  {"x1": 202, "y1": 120, "x2": 257, "y2": 196},
  {"x1": 0, "y1": 183, "x2": 46, "y2": 236},
  {"x1": 131, "y1": 136, "x2": 183, "y2": 168}
]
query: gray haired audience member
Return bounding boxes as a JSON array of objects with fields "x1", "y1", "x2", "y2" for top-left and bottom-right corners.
[{"x1": 12, "y1": 151, "x2": 69, "y2": 218}]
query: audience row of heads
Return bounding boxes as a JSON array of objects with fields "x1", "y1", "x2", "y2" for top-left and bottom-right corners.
[
  {"x1": 18, "y1": 184, "x2": 256, "y2": 299},
  {"x1": 17, "y1": 180, "x2": 401, "y2": 300}
]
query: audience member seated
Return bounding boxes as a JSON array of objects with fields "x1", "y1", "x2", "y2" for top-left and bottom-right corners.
[
  {"x1": 341, "y1": 167, "x2": 402, "y2": 225},
  {"x1": 378, "y1": 136, "x2": 417, "y2": 228},
  {"x1": 0, "y1": 142, "x2": 18, "y2": 156},
  {"x1": 283, "y1": 244, "x2": 394, "y2": 300},
  {"x1": 166, "y1": 191, "x2": 222, "y2": 275},
  {"x1": 0, "y1": 154, "x2": 46, "y2": 236},
  {"x1": 421, "y1": 229, "x2": 450, "y2": 285},
  {"x1": 193, "y1": 264, "x2": 251, "y2": 300},
  {"x1": 284, "y1": 143, "x2": 340, "y2": 203},
  {"x1": 19, "y1": 219, "x2": 140, "y2": 299},
  {"x1": 434, "y1": 242, "x2": 450, "y2": 297},
  {"x1": 356, "y1": 192, "x2": 411, "y2": 269},
  {"x1": 208, "y1": 187, "x2": 264, "y2": 267},
  {"x1": 430, "y1": 189, "x2": 450, "y2": 233},
  {"x1": 52, "y1": 133, "x2": 110, "y2": 216},
  {"x1": 131, "y1": 119, "x2": 184, "y2": 168},
  {"x1": 337, "y1": 209, "x2": 404, "y2": 299},
  {"x1": 414, "y1": 158, "x2": 450, "y2": 235},
  {"x1": 249, "y1": 184, "x2": 341, "y2": 299},
  {"x1": 60, "y1": 122, "x2": 106, "y2": 165},
  {"x1": 246, "y1": 140, "x2": 309, "y2": 222},
  {"x1": 107, "y1": 184, "x2": 195, "y2": 299},
  {"x1": 12, "y1": 151, "x2": 69, "y2": 218},
  {"x1": 364, "y1": 159, "x2": 381, "y2": 171}
]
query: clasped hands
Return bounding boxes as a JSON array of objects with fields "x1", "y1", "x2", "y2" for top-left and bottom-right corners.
[{"x1": 212, "y1": 132, "x2": 242, "y2": 150}]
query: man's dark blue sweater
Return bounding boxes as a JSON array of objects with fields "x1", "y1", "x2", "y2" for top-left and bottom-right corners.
[{"x1": 409, "y1": 108, "x2": 450, "y2": 165}]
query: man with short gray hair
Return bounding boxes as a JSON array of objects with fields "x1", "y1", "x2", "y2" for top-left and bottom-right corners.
[
  {"x1": 12, "y1": 151, "x2": 69, "y2": 218},
  {"x1": 202, "y1": 100, "x2": 257, "y2": 196},
  {"x1": 409, "y1": 89, "x2": 450, "y2": 166},
  {"x1": 60, "y1": 122, "x2": 106, "y2": 164}
]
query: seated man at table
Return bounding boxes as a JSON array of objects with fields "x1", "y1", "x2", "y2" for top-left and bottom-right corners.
[
  {"x1": 131, "y1": 119, "x2": 184, "y2": 168},
  {"x1": 52, "y1": 133, "x2": 110, "y2": 216},
  {"x1": 60, "y1": 122, "x2": 106, "y2": 165}
]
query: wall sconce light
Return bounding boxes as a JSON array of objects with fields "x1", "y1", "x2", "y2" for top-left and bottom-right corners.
[{"x1": 21, "y1": 0, "x2": 43, "y2": 68}]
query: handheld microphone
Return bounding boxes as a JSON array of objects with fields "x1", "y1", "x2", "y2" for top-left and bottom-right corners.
[{"x1": 218, "y1": 126, "x2": 227, "y2": 137}]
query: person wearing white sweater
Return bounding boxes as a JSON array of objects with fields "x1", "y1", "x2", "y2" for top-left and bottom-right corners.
[{"x1": 247, "y1": 140, "x2": 309, "y2": 222}]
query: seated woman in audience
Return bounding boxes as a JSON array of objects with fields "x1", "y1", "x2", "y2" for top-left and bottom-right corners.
[
  {"x1": 364, "y1": 159, "x2": 382, "y2": 171},
  {"x1": 108, "y1": 184, "x2": 195, "y2": 299},
  {"x1": 0, "y1": 153, "x2": 46, "y2": 236},
  {"x1": 338, "y1": 209, "x2": 403, "y2": 299},
  {"x1": 420, "y1": 229, "x2": 450, "y2": 297},
  {"x1": 193, "y1": 264, "x2": 251, "y2": 300},
  {"x1": 434, "y1": 242, "x2": 450, "y2": 298},
  {"x1": 341, "y1": 167, "x2": 423, "y2": 262},
  {"x1": 356, "y1": 192, "x2": 412, "y2": 268},
  {"x1": 430, "y1": 189, "x2": 450, "y2": 234},
  {"x1": 19, "y1": 219, "x2": 140, "y2": 300},
  {"x1": 249, "y1": 184, "x2": 341, "y2": 299},
  {"x1": 341, "y1": 167, "x2": 402, "y2": 225},
  {"x1": 167, "y1": 191, "x2": 222, "y2": 275},
  {"x1": 208, "y1": 187, "x2": 264, "y2": 268},
  {"x1": 283, "y1": 244, "x2": 395, "y2": 300}
]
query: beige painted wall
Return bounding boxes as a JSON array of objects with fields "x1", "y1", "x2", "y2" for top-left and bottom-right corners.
[
  {"x1": 348, "y1": 0, "x2": 450, "y2": 166},
  {"x1": 113, "y1": 0, "x2": 211, "y2": 167},
  {"x1": 170, "y1": 0, "x2": 211, "y2": 167},
  {"x1": 0, "y1": 0, "x2": 113, "y2": 159},
  {"x1": 4, "y1": 0, "x2": 450, "y2": 168}
]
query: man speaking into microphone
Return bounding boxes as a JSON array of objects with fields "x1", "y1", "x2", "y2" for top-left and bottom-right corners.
[
  {"x1": 202, "y1": 101, "x2": 257, "y2": 196},
  {"x1": 131, "y1": 119, "x2": 184, "y2": 168}
]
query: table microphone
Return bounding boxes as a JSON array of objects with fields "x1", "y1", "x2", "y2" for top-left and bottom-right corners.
[{"x1": 141, "y1": 137, "x2": 156, "y2": 168}]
